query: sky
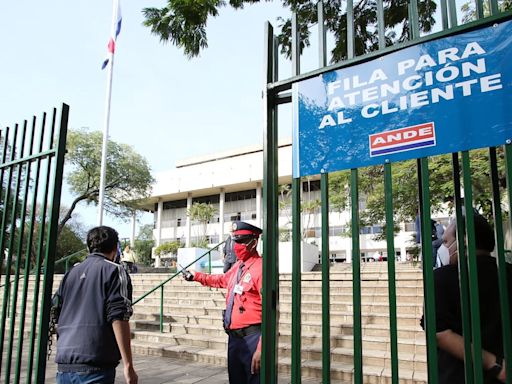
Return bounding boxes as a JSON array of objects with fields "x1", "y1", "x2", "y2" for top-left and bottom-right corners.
[{"x1": 0, "y1": 0, "x2": 298, "y2": 239}]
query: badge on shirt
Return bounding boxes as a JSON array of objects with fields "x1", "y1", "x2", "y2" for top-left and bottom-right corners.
[
  {"x1": 243, "y1": 273, "x2": 251, "y2": 283},
  {"x1": 234, "y1": 284, "x2": 243, "y2": 295}
]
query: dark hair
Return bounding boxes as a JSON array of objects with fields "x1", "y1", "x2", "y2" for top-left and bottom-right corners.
[
  {"x1": 473, "y1": 213, "x2": 495, "y2": 252},
  {"x1": 87, "y1": 226, "x2": 119, "y2": 254}
]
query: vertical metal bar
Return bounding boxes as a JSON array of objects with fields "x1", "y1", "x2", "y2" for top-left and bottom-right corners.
[
  {"x1": 490, "y1": 0, "x2": 499, "y2": 15},
  {"x1": 29, "y1": 111, "x2": 53, "y2": 381},
  {"x1": 262, "y1": 21, "x2": 278, "y2": 384},
  {"x1": 291, "y1": 178, "x2": 302, "y2": 384},
  {"x1": 290, "y1": 11, "x2": 302, "y2": 384},
  {"x1": 320, "y1": 172, "x2": 330, "y2": 384},
  {"x1": 475, "y1": 0, "x2": 485, "y2": 19},
  {"x1": 418, "y1": 157, "x2": 439, "y2": 384},
  {"x1": 377, "y1": 0, "x2": 386, "y2": 50},
  {"x1": 160, "y1": 286, "x2": 164, "y2": 333},
  {"x1": 408, "y1": 0, "x2": 420, "y2": 39},
  {"x1": 384, "y1": 163, "x2": 399, "y2": 384},
  {"x1": 448, "y1": 0, "x2": 458, "y2": 27},
  {"x1": 347, "y1": 0, "x2": 355, "y2": 59},
  {"x1": 208, "y1": 250, "x2": 211, "y2": 274},
  {"x1": 503, "y1": 144, "x2": 512, "y2": 383},
  {"x1": 14, "y1": 116, "x2": 37, "y2": 383},
  {"x1": 452, "y1": 153, "x2": 474, "y2": 384},
  {"x1": 440, "y1": 0, "x2": 449, "y2": 29},
  {"x1": 317, "y1": 1, "x2": 327, "y2": 67},
  {"x1": 0, "y1": 125, "x2": 18, "y2": 374},
  {"x1": 461, "y1": 151, "x2": 484, "y2": 384},
  {"x1": 350, "y1": 168, "x2": 362, "y2": 383},
  {"x1": 5, "y1": 120, "x2": 28, "y2": 382},
  {"x1": 490, "y1": 147, "x2": 512, "y2": 383},
  {"x1": 26, "y1": 112, "x2": 47, "y2": 384},
  {"x1": 292, "y1": 13, "x2": 300, "y2": 76},
  {"x1": 36, "y1": 104, "x2": 69, "y2": 382}
]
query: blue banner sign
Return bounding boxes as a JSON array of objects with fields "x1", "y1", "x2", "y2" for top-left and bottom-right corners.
[{"x1": 292, "y1": 19, "x2": 512, "y2": 177}]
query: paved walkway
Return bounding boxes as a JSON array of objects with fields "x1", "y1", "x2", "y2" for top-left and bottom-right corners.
[
  {"x1": 45, "y1": 354, "x2": 229, "y2": 384},
  {"x1": 45, "y1": 353, "x2": 318, "y2": 384}
]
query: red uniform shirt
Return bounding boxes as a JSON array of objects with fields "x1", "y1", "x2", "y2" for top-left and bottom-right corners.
[{"x1": 194, "y1": 253, "x2": 262, "y2": 330}]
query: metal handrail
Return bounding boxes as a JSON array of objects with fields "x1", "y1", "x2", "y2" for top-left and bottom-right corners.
[
  {"x1": 54, "y1": 248, "x2": 88, "y2": 272},
  {"x1": 132, "y1": 241, "x2": 226, "y2": 332},
  {"x1": 0, "y1": 248, "x2": 88, "y2": 288}
]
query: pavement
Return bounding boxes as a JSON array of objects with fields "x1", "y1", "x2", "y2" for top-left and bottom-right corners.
[
  {"x1": 44, "y1": 353, "x2": 318, "y2": 384},
  {"x1": 45, "y1": 354, "x2": 230, "y2": 384}
]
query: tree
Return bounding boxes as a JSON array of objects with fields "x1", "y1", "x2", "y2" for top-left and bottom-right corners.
[
  {"x1": 133, "y1": 224, "x2": 155, "y2": 266},
  {"x1": 187, "y1": 202, "x2": 216, "y2": 247},
  {"x1": 142, "y1": 0, "x2": 437, "y2": 62},
  {"x1": 60, "y1": 129, "x2": 155, "y2": 234},
  {"x1": 55, "y1": 212, "x2": 87, "y2": 273},
  {"x1": 327, "y1": 149, "x2": 508, "y2": 239},
  {"x1": 461, "y1": 0, "x2": 512, "y2": 23}
]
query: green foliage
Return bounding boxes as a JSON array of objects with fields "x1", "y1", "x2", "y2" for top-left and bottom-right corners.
[
  {"x1": 133, "y1": 224, "x2": 155, "y2": 266},
  {"x1": 60, "y1": 129, "x2": 155, "y2": 232},
  {"x1": 327, "y1": 149, "x2": 508, "y2": 236},
  {"x1": 142, "y1": 0, "x2": 437, "y2": 63},
  {"x1": 154, "y1": 240, "x2": 183, "y2": 256},
  {"x1": 56, "y1": 222, "x2": 86, "y2": 260},
  {"x1": 187, "y1": 202, "x2": 216, "y2": 245},
  {"x1": 461, "y1": 0, "x2": 512, "y2": 23}
]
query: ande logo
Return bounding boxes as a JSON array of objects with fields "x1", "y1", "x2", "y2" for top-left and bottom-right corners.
[{"x1": 369, "y1": 122, "x2": 436, "y2": 157}]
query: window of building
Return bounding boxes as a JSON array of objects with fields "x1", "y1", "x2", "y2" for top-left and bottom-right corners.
[
  {"x1": 163, "y1": 199, "x2": 187, "y2": 210},
  {"x1": 225, "y1": 189, "x2": 256, "y2": 202},
  {"x1": 302, "y1": 179, "x2": 321, "y2": 192},
  {"x1": 177, "y1": 218, "x2": 182, "y2": 227},
  {"x1": 193, "y1": 195, "x2": 220, "y2": 204}
]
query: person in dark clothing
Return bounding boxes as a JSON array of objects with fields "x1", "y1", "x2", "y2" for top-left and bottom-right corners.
[
  {"x1": 421, "y1": 213, "x2": 510, "y2": 383},
  {"x1": 432, "y1": 219, "x2": 445, "y2": 268},
  {"x1": 55, "y1": 226, "x2": 138, "y2": 384},
  {"x1": 223, "y1": 234, "x2": 236, "y2": 273}
]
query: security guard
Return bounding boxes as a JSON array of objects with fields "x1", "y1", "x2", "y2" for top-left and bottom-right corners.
[{"x1": 183, "y1": 221, "x2": 263, "y2": 384}]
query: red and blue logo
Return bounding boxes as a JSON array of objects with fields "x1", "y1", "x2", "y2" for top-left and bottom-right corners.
[{"x1": 369, "y1": 122, "x2": 436, "y2": 157}]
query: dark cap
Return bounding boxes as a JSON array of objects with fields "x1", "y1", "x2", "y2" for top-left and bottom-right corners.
[{"x1": 231, "y1": 221, "x2": 262, "y2": 236}]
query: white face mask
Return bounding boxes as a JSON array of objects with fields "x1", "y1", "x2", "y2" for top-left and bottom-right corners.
[
  {"x1": 437, "y1": 241, "x2": 457, "y2": 267},
  {"x1": 437, "y1": 245, "x2": 450, "y2": 267}
]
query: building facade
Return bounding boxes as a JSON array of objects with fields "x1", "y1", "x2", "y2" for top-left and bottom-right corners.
[{"x1": 140, "y1": 139, "x2": 432, "y2": 267}]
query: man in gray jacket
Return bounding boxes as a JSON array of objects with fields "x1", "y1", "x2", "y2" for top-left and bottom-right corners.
[{"x1": 55, "y1": 226, "x2": 138, "y2": 384}]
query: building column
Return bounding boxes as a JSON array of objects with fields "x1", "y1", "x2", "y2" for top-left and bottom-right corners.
[
  {"x1": 401, "y1": 244, "x2": 407, "y2": 262},
  {"x1": 130, "y1": 211, "x2": 136, "y2": 247},
  {"x1": 219, "y1": 188, "x2": 225, "y2": 241},
  {"x1": 256, "y1": 182, "x2": 262, "y2": 229},
  {"x1": 186, "y1": 194, "x2": 192, "y2": 247},
  {"x1": 155, "y1": 200, "x2": 163, "y2": 267}
]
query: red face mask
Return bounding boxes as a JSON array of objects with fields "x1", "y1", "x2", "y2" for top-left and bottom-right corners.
[{"x1": 233, "y1": 240, "x2": 257, "y2": 261}]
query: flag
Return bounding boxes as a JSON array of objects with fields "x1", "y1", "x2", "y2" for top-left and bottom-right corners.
[{"x1": 101, "y1": 0, "x2": 122, "y2": 70}]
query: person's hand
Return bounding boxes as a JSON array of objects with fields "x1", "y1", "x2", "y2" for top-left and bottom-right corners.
[
  {"x1": 498, "y1": 360, "x2": 506, "y2": 383},
  {"x1": 182, "y1": 269, "x2": 194, "y2": 281},
  {"x1": 124, "y1": 364, "x2": 138, "y2": 384},
  {"x1": 251, "y1": 349, "x2": 261, "y2": 374}
]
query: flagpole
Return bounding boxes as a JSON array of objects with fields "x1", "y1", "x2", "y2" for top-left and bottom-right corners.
[{"x1": 98, "y1": 0, "x2": 118, "y2": 225}]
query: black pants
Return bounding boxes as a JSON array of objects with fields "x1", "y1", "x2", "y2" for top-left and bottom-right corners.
[{"x1": 227, "y1": 331, "x2": 260, "y2": 384}]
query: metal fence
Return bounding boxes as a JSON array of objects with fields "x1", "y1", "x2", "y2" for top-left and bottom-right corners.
[
  {"x1": 0, "y1": 105, "x2": 68, "y2": 383},
  {"x1": 262, "y1": 2, "x2": 512, "y2": 383}
]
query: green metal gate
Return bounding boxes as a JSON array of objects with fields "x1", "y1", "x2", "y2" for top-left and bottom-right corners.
[
  {"x1": 0, "y1": 104, "x2": 68, "y2": 383},
  {"x1": 261, "y1": 2, "x2": 512, "y2": 383}
]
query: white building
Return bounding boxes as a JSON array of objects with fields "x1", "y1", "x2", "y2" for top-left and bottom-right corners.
[{"x1": 139, "y1": 139, "x2": 426, "y2": 267}]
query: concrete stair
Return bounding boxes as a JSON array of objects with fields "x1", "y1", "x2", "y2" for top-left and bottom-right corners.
[{"x1": 128, "y1": 262, "x2": 428, "y2": 383}]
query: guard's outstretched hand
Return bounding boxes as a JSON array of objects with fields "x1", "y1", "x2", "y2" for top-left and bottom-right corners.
[{"x1": 182, "y1": 269, "x2": 194, "y2": 281}]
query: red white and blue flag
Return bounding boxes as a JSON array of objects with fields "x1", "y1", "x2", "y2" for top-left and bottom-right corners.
[{"x1": 101, "y1": 0, "x2": 122, "y2": 70}]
